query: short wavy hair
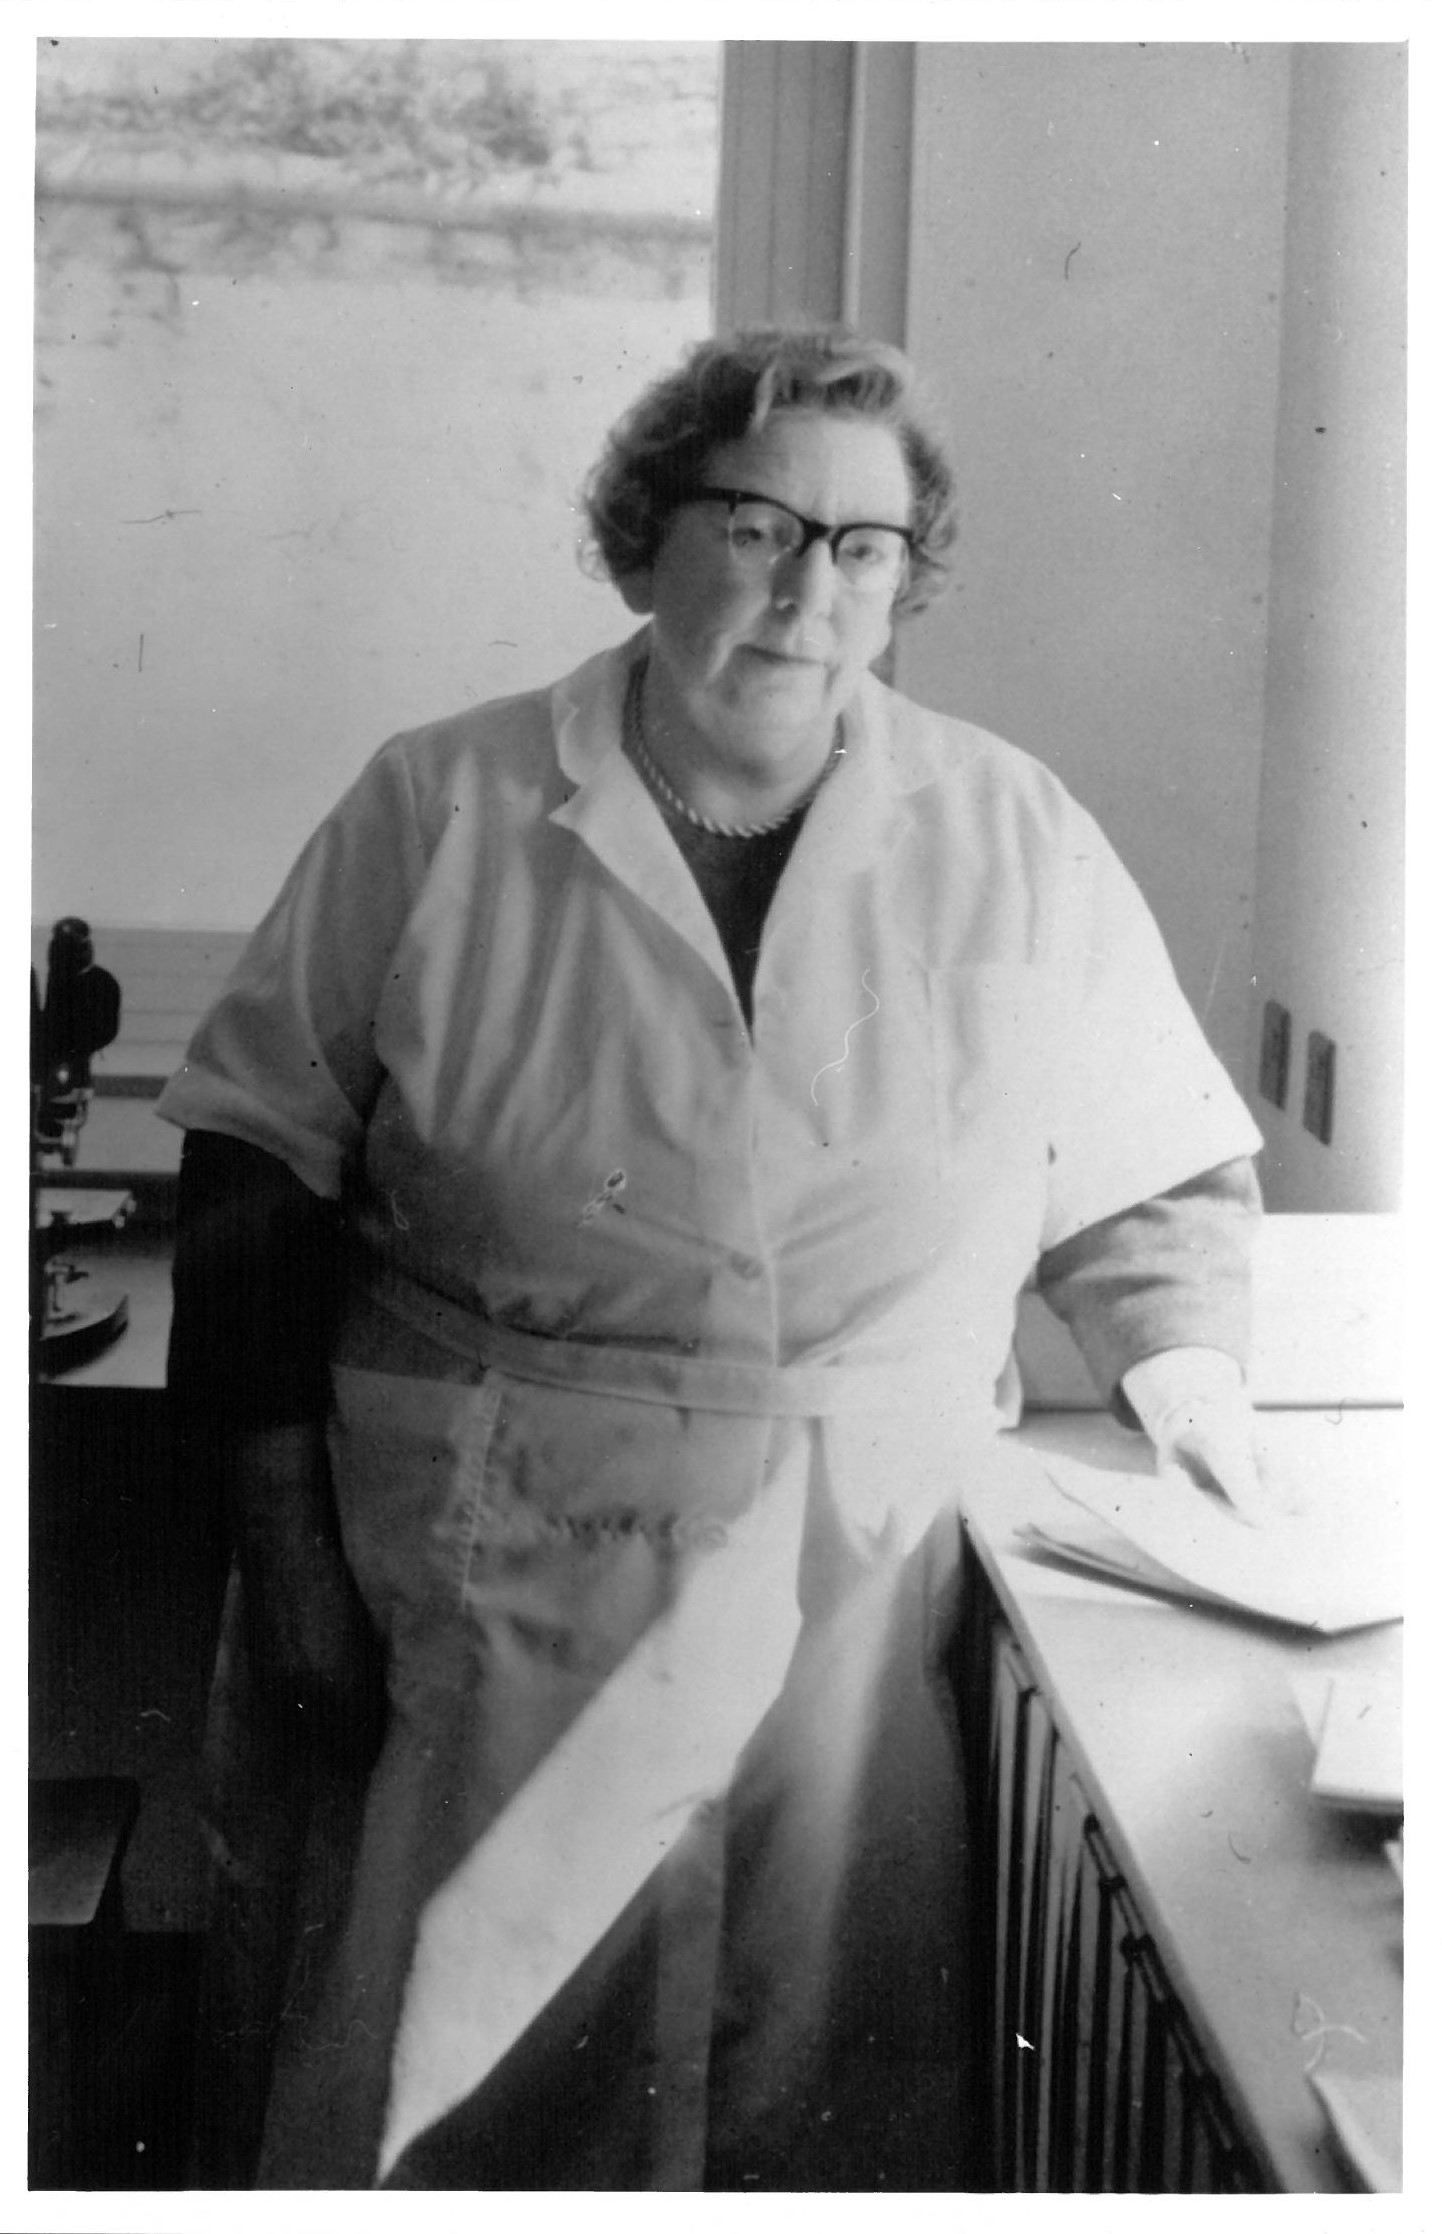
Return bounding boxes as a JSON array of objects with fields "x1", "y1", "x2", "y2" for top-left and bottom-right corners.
[{"x1": 582, "y1": 326, "x2": 957, "y2": 618}]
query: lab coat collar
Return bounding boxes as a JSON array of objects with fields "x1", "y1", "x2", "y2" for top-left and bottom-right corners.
[
  {"x1": 549, "y1": 628, "x2": 647, "y2": 790},
  {"x1": 548, "y1": 631, "x2": 734, "y2": 987}
]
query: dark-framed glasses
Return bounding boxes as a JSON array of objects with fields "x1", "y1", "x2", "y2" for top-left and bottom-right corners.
[{"x1": 692, "y1": 486, "x2": 913, "y2": 598}]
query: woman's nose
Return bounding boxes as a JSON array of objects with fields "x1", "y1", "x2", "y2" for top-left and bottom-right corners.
[{"x1": 770, "y1": 539, "x2": 836, "y2": 617}]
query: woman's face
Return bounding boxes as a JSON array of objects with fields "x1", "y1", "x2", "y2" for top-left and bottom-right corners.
[{"x1": 623, "y1": 408, "x2": 914, "y2": 759}]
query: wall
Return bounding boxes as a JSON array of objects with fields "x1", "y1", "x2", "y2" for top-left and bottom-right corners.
[
  {"x1": 896, "y1": 42, "x2": 1293, "y2": 1086},
  {"x1": 1244, "y1": 46, "x2": 1406, "y2": 1212},
  {"x1": 33, "y1": 40, "x2": 717, "y2": 933}
]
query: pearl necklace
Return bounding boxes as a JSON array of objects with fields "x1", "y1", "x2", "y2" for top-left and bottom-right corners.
[{"x1": 624, "y1": 663, "x2": 844, "y2": 840}]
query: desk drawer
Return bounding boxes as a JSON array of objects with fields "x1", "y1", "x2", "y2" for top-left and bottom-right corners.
[{"x1": 985, "y1": 1620, "x2": 1264, "y2": 2192}]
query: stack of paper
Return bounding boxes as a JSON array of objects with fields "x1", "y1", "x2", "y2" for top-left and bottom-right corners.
[
  {"x1": 1293, "y1": 1671, "x2": 1404, "y2": 1813},
  {"x1": 1021, "y1": 1460, "x2": 1404, "y2": 1635}
]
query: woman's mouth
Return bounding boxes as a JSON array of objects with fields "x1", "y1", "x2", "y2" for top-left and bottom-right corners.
[{"x1": 747, "y1": 644, "x2": 824, "y2": 668}]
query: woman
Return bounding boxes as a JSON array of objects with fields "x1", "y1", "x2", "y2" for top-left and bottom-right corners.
[{"x1": 162, "y1": 327, "x2": 1264, "y2": 2189}]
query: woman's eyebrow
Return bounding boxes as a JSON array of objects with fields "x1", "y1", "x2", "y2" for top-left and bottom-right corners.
[{"x1": 698, "y1": 485, "x2": 911, "y2": 532}]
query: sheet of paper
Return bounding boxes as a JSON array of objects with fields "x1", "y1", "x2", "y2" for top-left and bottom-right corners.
[
  {"x1": 1309, "y1": 1672, "x2": 1403, "y2": 1811},
  {"x1": 1291, "y1": 1669, "x2": 1404, "y2": 1810},
  {"x1": 1310, "y1": 2069, "x2": 1402, "y2": 2192},
  {"x1": 1026, "y1": 1457, "x2": 1403, "y2": 1635}
]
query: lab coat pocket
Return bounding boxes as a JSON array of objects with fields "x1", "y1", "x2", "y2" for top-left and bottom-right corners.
[
  {"x1": 328, "y1": 1365, "x2": 507, "y2": 1622},
  {"x1": 438, "y1": 1376, "x2": 777, "y2": 1687},
  {"x1": 925, "y1": 962, "x2": 1056, "y2": 1195}
]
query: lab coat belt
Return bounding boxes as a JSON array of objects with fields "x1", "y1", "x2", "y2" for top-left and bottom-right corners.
[{"x1": 361, "y1": 1264, "x2": 955, "y2": 1418}]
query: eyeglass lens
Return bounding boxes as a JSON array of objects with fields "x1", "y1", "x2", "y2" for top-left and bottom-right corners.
[{"x1": 724, "y1": 500, "x2": 908, "y2": 593}]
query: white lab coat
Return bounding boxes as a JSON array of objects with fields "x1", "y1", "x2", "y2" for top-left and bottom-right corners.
[{"x1": 159, "y1": 633, "x2": 1260, "y2": 2187}]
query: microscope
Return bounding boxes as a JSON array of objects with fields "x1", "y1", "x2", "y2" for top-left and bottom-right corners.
[{"x1": 31, "y1": 919, "x2": 132, "y2": 1372}]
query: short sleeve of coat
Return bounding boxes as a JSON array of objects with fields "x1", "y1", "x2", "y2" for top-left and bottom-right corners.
[
  {"x1": 1038, "y1": 807, "x2": 1262, "y2": 1251},
  {"x1": 154, "y1": 739, "x2": 429, "y2": 1199}
]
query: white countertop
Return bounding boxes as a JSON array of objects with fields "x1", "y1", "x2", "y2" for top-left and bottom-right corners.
[{"x1": 964, "y1": 1406, "x2": 1405, "y2": 2192}]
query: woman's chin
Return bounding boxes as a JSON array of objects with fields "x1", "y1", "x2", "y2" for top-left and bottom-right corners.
[{"x1": 728, "y1": 651, "x2": 834, "y2": 715}]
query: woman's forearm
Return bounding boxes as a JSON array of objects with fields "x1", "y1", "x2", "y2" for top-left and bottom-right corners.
[
  {"x1": 222, "y1": 1417, "x2": 386, "y2": 1761},
  {"x1": 169, "y1": 1132, "x2": 384, "y2": 1758}
]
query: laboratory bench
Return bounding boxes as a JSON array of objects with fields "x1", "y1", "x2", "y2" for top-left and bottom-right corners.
[
  {"x1": 30, "y1": 1091, "x2": 214, "y2": 2185},
  {"x1": 957, "y1": 1406, "x2": 1402, "y2": 2193},
  {"x1": 956, "y1": 1213, "x2": 1404, "y2": 2193}
]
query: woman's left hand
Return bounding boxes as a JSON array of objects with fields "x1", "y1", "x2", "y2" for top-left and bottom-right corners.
[
  {"x1": 1148, "y1": 1390, "x2": 1276, "y2": 1526},
  {"x1": 1122, "y1": 1346, "x2": 1297, "y2": 1528}
]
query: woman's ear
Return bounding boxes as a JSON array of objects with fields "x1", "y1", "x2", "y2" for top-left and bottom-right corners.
[{"x1": 617, "y1": 570, "x2": 655, "y2": 616}]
